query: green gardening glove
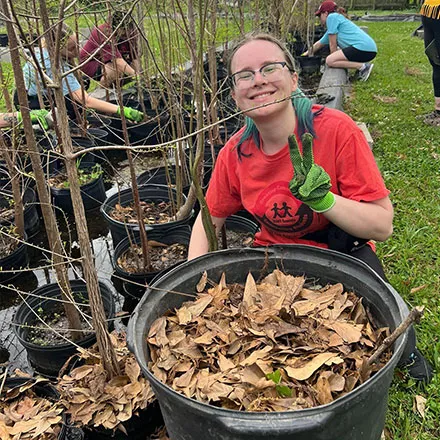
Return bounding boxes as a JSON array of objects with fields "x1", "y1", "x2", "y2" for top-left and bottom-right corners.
[
  {"x1": 288, "y1": 133, "x2": 335, "y2": 213},
  {"x1": 117, "y1": 106, "x2": 144, "y2": 123},
  {"x1": 17, "y1": 109, "x2": 49, "y2": 130}
]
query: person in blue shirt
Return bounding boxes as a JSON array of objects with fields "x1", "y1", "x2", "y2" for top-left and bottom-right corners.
[
  {"x1": 16, "y1": 24, "x2": 143, "y2": 123},
  {"x1": 304, "y1": 1, "x2": 377, "y2": 81}
]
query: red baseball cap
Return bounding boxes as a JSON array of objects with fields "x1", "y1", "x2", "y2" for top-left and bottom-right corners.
[{"x1": 315, "y1": 1, "x2": 337, "y2": 15}]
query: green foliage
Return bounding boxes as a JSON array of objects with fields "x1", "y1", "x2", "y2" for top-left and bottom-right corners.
[
  {"x1": 266, "y1": 369, "x2": 292, "y2": 398},
  {"x1": 0, "y1": 63, "x2": 16, "y2": 112},
  {"x1": 60, "y1": 163, "x2": 102, "y2": 189},
  {"x1": 345, "y1": 21, "x2": 440, "y2": 440}
]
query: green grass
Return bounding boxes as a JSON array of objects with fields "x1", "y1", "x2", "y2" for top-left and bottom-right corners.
[{"x1": 345, "y1": 21, "x2": 440, "y2": 439}]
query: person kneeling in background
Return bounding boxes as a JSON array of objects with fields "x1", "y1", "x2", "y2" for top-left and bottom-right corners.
[
  {"x1": 304, "y1": 1, "x2": 377, "y2": 81},
  {"x1": 14, "y1": 23, "x2": 143, "y2": 123}
]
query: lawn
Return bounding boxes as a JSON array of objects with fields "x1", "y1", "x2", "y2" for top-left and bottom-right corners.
[{"x1": 345, "y1": 20, "x2": 440, "y2": 439}]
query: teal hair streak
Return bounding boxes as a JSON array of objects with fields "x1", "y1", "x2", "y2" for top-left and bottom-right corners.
[{"x1": 235, "y1": 88, "x2": 315, "y2": 160}]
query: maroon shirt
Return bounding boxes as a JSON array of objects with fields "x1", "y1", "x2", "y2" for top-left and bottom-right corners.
[{"x1": 80, "y1": 23, "x2": 122, "y2": 77}]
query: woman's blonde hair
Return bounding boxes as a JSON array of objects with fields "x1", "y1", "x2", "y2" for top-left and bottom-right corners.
[{"x1": 42, "y1": 23, "x2": 73, "y2": 50}]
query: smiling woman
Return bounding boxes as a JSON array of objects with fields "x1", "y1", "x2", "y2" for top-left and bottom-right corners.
[{"x1": 187, "y1": 32, "x2": 432, "y2": 383}]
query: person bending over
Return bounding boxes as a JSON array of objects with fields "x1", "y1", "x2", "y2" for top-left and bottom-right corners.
[
  {"x1": 80, "y1": 12, "x2": 139, "y2": 89},
  {"x1": 304, "y1": 1, "x2": 377, "y2": 81}
]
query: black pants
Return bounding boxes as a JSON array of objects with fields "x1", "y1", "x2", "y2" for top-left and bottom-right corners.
[
  {"x1": 422, "y1": 15, "x2": 440, "y2": 98},
  {"x1": 341, "y1": 238, "x2": 417, "y2": 365}
]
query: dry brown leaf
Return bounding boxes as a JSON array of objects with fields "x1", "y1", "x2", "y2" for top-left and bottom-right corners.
[
  {"x1": 410, "y1": 285, "x2": 426, "y2": 294},
  {"x1": 316, "y1": 374, "x2": 333, "y2": 405},
  {"x1": 173, "y1": 367, "x2": 196, "y2": 388},
  {"x1": 285, "y1": 353, "x2": 338, "y2": 381},
  {"x1": 218, "y1": 354, "x2": 235, "y2": 372},
  {"x1": 241, "y1": 272, "x2": 258, "y2": 312},
  {"x1": 326, "y1": 321, "x2": 363, "y2": 344},
  {"x1": 240, "y1": 346, "x2": 272, "y2": 367},
  {"x1": 193, "y1": 331, "x2": 214, "y2": 345},
  {"x1": 177, "y1": 295, "x2": 213, "y2": 325},
  {"x1": 196, "y1": 271, "x2": 208, "y2": 293},
  {"x1": 148, "y1": 317, "x2": 169, "y2": 347},
  {"x1": 413, "y1": 395, "x2": 427, "y2": 418}
]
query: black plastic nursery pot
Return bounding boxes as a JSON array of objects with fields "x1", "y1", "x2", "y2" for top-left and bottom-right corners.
[
  {"x1": 101, "y1": 184, "x2": 193, "y2": 246},
  {"x1": 127, "y1": 245, "x2": 408, "y2": 440},
  {"x1": 0, "y1": 187, "x2": 40, "y2": 237},
  {"x1": 0, "y1": 33, "x2": 8, "y2": 47},
  {"x1": 0, "y1": 234, "x2": 28, "y2": 284},
  {"x1": 83, "y1": 400, "x2": 163, "y2": 440},
  {"x1": 2, "y1": 377, "x2": 69, "y2": 439},
  {"x1": 225, "y1": 214, "x2": 259, "y2": 234},
  {"x1": 39, "y1": 133, "x2": 62, "y2": 177},
  {"x1": 71, "y1": 136, "x2": 96, "y2": 164},
  {"x1": 50, "y1": 164, "x2": 106, "y2": 215},
  {"x1": 108, "y1": 98, "x2": 170, "y2": 146},
  {"x1": 137, "y1": 165, "x2": 192, "y2": 195},
  {"x1": 12, "y1": 279, "x2": 115, "y2": 377},
  {"x1": 113, "y1": 224, "x2": 191, "y2": 300},
  {"x1": 295, "y1": 55, "x2": 322, "y2": 74}
]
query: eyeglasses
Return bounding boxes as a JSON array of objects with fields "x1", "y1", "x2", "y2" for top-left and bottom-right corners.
[{"x1": 231, "y1": 62, "x2": 291, "y2": 89}]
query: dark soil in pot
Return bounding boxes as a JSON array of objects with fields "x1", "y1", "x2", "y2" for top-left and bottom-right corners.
[
  {"x1": 12, "y1": 279, "x2": 115, "y2": 377},
  {"x1": 218, "y1": 215, "x2": 259, "y2": 249},
  {"x1": 0, "y1": 232, "x2": 22, "y2": 259},
  {"x1": 117, "y1": 240, "x2": 188, "y2": 274},
  {"x1": 109, "y1": 199, "x2": 175, "y2": 227},
  {"x1": 113, "y1": 225, "x2": 191, "y2": 300}
]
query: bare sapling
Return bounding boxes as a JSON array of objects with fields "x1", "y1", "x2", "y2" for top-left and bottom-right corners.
[{"x1": 1, "y1": 0, "x2": 84, "y2": 341}]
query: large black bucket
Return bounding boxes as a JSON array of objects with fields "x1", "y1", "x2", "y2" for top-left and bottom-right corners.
[{"x1": 127, "y1": 245, "x2": 408, "y2": 440}]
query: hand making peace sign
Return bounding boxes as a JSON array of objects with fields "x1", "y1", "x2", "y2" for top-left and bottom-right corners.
[{"x1": 288, "y1": 133, "x2": 336, "y2": 213}]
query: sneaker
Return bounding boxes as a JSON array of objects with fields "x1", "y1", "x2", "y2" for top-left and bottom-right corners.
[
  {"x1": 358, "y1": 63, "x2": 374, "y2": 81},
  {"x1": 401, "y1": 348, "x2": 434, "y2": 383}
]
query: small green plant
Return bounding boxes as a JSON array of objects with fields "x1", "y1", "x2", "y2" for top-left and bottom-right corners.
[
  {"x1": 266, "y1": 369, "x2": 292, "y2": 398},
  {"x1": 60, "y1": 163, "x2": 103, "y2": 189}
]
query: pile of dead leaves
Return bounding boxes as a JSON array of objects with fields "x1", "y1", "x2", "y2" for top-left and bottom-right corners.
[
  {"x1": 148, "y1": 269, "x2": 391, "y2": 412},
  {"x1": 0, "y1": 377, "x2": 63, "y2": 440},
  {"x1": 117, "y1": 240, "x2": 188, "y2": 274},
  {"x1": 110, "y1": 201, "x2": 174, "y2": 225},
  {"x1": 57, "y1": 331, "x2": 155, "y2": 433}
]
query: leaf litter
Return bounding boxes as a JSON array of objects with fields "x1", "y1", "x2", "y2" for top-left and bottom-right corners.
[
  {"x1": 57, "y1": 331, "x2": 155, "y2": 433},
  {"x1": 0, "y1": 377, "x2": 63, "y2": 440},
  {"x1": 147, "y1": 269, "x2": 392, "y2": 411},
  {"x1": 110, "y1": 201, "x2": 175, "y2": 225}
]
